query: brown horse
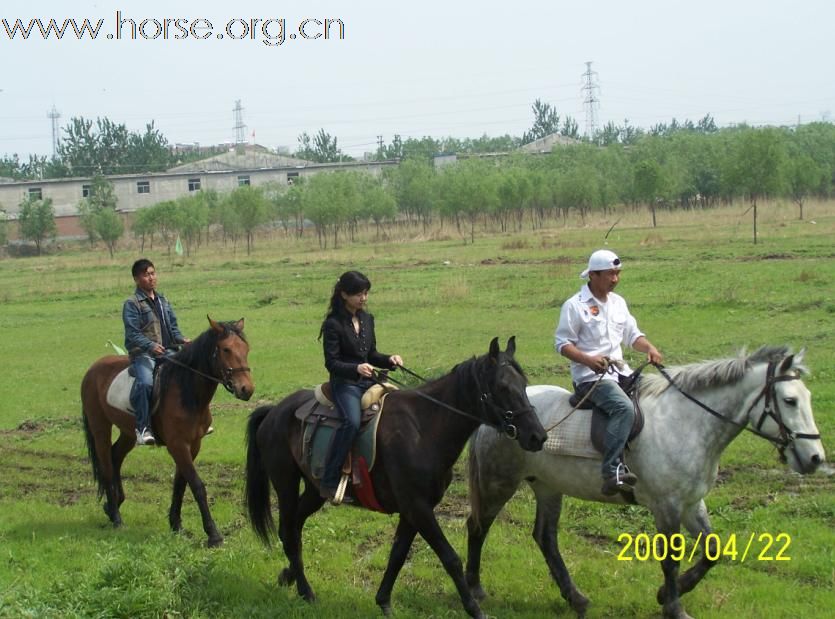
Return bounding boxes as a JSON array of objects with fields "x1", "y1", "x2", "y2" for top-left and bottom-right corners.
[
  {"x1": 81, "y1": 316, "x2": 253, "y2": 547},
  {"x1": 244, "y1": 337, "x2": 547, "y2": 618}
]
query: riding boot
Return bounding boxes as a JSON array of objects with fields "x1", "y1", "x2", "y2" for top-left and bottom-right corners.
[{"x1": 130, "y1": 382, "x2": 154, "y2": 436}]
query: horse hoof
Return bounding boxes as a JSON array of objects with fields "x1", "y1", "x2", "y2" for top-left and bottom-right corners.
[
  {"x1": 569, "y1": 590, "x2": 590, "y2": 616},
  {"x1": 378, "y1": 603, "x2": 392, "y2": 617},
  {"x1": 278, "y1": 568, "x2": 296, "y2": 586},
  {"x1": 207, "y1": 535, "x2": 224, "y2": 548},
  {"x1": 469, "y1": 584, "x2": 487, "y2": 602}
]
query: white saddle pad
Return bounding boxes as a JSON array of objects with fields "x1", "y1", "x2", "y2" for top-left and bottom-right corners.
[
  {"x1": 543, "y1": 407, "x2": 600, "y2": 460},
  {"x1": 106, "y1": 368, "x2": 135, "y2": 414}
]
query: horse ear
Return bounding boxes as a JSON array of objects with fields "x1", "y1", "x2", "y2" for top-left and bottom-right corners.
[
  {"x1": 506, "y1": 336, "x2": 516, "y2": 357},
  {"x1": 234, "y1": 318, "x2": 245, "y2": 332},
  {"x1": 779, "y1": 353, "x2": 795, "y2": 374},
  {"x1": 208, "y1": 315, "x2": 224, "y2": 334},
  {"x1": 489, "y1": 337, "x2": 500, "y2": 360}
]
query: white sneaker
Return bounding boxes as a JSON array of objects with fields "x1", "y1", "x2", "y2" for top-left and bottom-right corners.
[
  {"x1": 136, "y1": 428, "x2": 156, "y2": 446},
  {"x1": 206, "y1": 425, "x2": 214, "y2": 435}
]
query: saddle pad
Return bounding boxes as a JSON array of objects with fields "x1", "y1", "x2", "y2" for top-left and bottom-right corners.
[
  {"x1": 106, "y1": 368, "x2": 135, "y2": 414},
  {"x1": 301, "y1": 397, "x2": 387, "y2": 479},
  {"x1": 543, "y1": 407, "x2": 600, "y2": 460}
]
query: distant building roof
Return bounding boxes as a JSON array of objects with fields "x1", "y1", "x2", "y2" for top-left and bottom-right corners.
[
  {"x1": 167, "y1": 144, "x2": 313, "y2": 173},
  {"x1": 518, "y1": 133, "x2": 579, "y2": 153}
]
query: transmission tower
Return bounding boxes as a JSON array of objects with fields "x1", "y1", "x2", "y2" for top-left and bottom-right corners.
[
  {"x1": 581, "y1": 61, "x2": 600, "y2": 140},
  {"x1": 47, "y1": 105, "x2": 61, "y2": 158},
  {"x1": 233, "y1": 100, "x2": 247, "y2": 145}
]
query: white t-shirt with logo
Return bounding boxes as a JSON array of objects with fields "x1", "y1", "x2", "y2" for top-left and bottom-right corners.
[{"x1": 554, "y1": 284, "x2": 644, "y2": 385}]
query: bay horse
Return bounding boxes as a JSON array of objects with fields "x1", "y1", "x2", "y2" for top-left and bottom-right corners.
[
  {"x1": 244, "y1": 337, "x2": 547, "y2": 618},
  {"x1": 81, "y1": 316, "x2": 253, "y2": 547},
  {"x1": 466, "y1": 346, "x2": 825, "y2": 618}
]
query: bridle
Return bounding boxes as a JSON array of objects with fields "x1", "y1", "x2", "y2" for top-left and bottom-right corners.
[
  {"x1": 656, "y1": 359, "x2": 820, "y2": 461},
  {"x1": 162, "y1": 342, "x2": 251, "y2": 395},
  {"x1": 375, "y1": 361, "x2": 536, "y2": 440}
]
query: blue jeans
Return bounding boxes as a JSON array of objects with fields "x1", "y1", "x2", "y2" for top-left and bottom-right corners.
[
  {"x1": 129, "y1": 350, "x2": 175, "y2": 432},
  {"x1": 321, "y1": 378, "x2": 373, "y2": 489},
  {"x1": 578, "y1": 379, "x2": 635, "y2": 478},
  {"x1": 129, "y1": 354, "x2": 155, "y2": 432}
]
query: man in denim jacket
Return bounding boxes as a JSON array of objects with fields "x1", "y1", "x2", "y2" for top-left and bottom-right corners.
[{"x1": 123, "y1": 258, "x2": 190, "y2": 445}]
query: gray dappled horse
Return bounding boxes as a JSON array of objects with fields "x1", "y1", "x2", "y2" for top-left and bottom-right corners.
[{"x1": 466, "y1": 346, "x2": 824, "y2": 619}]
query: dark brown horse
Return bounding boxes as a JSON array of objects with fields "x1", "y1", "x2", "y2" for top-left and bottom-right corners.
[
  {"x1": 244, "y1": 337, "x2": 547, "y2": 618},
  {"x1": 81, "y1": 316, "x2": 253, "y2": 547}
]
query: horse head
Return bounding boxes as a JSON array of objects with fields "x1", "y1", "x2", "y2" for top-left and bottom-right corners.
[
  {"x1": 481, "y1": 336, "x2": 547, "y2": 452},
  {"x1": 208, "y1": 315, "x2": 254, "y2": 401},
  {"x1": 745, "y1": 348, "x2": 824, "y2": 474}
]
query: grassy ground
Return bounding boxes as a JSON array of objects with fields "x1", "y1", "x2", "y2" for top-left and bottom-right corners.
[{"x1": 0, "y1": 200, "x2": 833, "y2": 618}]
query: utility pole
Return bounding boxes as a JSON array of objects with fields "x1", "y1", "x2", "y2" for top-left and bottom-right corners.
[
  {"x1": 581, "y1": 61, "x2": 600, "y2": 141},
  {"x1": 233, "y1": 100, "x2": 247, "y2": 148},
  {"x1": 48, "y1": 105, "x2": 61, "y2": 158},
  {"x1": 377, "y1": 135, "x2": 384, "y2": 159}
]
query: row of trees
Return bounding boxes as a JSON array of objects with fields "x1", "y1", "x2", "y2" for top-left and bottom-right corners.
[{"x1": 9, "y1": 121, "x2": 835, "y2": 254}]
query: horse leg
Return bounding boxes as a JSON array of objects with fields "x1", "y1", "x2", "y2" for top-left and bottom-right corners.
[
  {"x1": 375, "y1": 517, "x2": 419, "y2": 616},
  {"x1": 168, "y1": 472, "x2": 187, "y2": 533},
  {"x1": 652, "y1": 507, "x2": 692, "y2": 619},
  {"x1": 100, "y1": 431, "x2": 134, "y2": 526},
  {"x1": 531, "y1": 489, "x2": 589, "y2": 616},
  {"x1": 465, "y1": 475, "x2": 520, "y2": 601},
  {"x1": 277, "y1": 480, "x2": 324, "y2": 589},
  {"x1": 658, "y1": 501, "x2": 717, "y2": 602},
  {"x1": 110, "y1": 431, "x2": 134, "y2": 508},
  {"x1": 169, "y1": 443, "x2": 223, "y2": 547},
  {"x1": 274, "y1": 472, "x2": 316, "y2": 602},
  {"x1": 410, "y1": 505, "x2": 485, "y2": 619}
]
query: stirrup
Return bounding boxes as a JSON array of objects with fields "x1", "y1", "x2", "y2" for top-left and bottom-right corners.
[{"x1": 331, "y1": 473, "x2": 350, "y2": 505}]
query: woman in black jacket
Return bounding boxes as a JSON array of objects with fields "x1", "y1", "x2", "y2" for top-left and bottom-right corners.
[{"x1": 319, "y1": 271, "x2": 403, "y2": 501}]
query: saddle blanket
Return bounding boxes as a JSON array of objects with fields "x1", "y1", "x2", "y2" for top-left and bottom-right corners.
[
  {"x1": 106, "y1": 368, "x2": 135, "y2": 414},
  {"x1": 543, "y1": 406, "x2": 600, "y2": 460}
]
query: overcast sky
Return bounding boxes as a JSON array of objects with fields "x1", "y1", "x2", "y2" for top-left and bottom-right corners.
[{"x1": 2, "y1": 0, "x2": 833, "y2": 159}]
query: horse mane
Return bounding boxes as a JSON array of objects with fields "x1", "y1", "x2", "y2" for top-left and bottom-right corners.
[
  {"x1": 159, "y1": 321, "x2": 247, "y2": 412},
  {"x1": 639, "y1": 345, "x2": 795, "y2": 397}
]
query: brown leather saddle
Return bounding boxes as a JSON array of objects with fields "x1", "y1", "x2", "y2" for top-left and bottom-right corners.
[{"x1": 568, "y1": 376, "x2": 644, "y2": 455}]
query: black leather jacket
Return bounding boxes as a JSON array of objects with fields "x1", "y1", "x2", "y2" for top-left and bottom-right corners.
[{"x1": 322, "y1": 308, "x2": 394, "y2": 381}]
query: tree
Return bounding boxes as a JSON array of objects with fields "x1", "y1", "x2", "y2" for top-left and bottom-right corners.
[
  {"x1": 785, "y1": 151, "x2": 826, "y2": 220},
  {"x1": 633, "y1": 159, "x2": 664, "y2": 227},
  {"x1": 387, "y1": 158, "x2": 436, "y2": 231},
  {"x1": 226, "y1": 186, "x2": 269, "y2": 255},
  {"x1": 724, "y1": 128, "x2": 787, "y2": 244},
  {"x1": 94, "y1": 206, "x2": 124, "y2": 258},
  {"x1": 522, "y1": 99, "x2": 560, "y2": 143},
  {"x1": 17, "y1": 196, "x2": 57, "y2": 255},
  {"x1": 295, "y1": 129, "x2": 344, "y2": 163}
]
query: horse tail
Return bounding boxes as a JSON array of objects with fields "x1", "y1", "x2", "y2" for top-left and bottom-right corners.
[
  {"x1": 81, "y1": 408, "x2": 105, "y2": 499},
  {"x1": 467, "y1": 430, "x2": 484, "y2": 534},
  {"x1": 245, "y1": 405, "x2": 275, "y2": 546}
]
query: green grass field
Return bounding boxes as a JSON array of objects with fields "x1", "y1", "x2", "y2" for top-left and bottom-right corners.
[{"x1": 1, "y1": 201, "x2": 833, "y2": 618}]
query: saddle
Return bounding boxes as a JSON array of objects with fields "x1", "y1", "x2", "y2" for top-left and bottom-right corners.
[
  {"x1": 568, "y1": 375, "x2": 644, "y2": 455},
  {"x1": 294, "y1": 382, "x2": 397, "y2": 511},
  {"x1": 105, "y1": 366, "x2": 162, "y2": 417}
]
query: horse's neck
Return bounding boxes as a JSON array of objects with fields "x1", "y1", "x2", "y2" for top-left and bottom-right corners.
[
  {"x1": 653, "y1": 366, "x2": 765, "y2": 458},
  {"x1": 413, "y1": 367, "x2": 482, "y2": 451}
]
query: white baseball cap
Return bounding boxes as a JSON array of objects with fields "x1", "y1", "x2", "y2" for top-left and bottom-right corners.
[{"x1": 580, "y1": 249, "x2": 622, "y2": 279}]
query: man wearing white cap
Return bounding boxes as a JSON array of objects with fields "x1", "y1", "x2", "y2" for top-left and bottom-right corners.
[{"x1": 555, "y1": 249, "x2": 663, "y2": 495}]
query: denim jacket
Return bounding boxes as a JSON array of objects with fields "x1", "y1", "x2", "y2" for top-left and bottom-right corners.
[{"x1": 123, "y1": 288, "x2": 185, "y2": 358}]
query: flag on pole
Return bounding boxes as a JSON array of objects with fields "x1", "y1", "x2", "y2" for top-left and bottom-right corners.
[{"x1": 175, "y1": 234, "x2": 184, "y2": 256}]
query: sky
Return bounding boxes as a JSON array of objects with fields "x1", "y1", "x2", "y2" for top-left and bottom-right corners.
[{"x1": 1, "y1": 0, "x2": 833, "y2": 159}]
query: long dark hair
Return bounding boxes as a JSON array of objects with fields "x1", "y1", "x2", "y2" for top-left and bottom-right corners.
[{"x1": 318, "y1": 270, "x2": 371, "y2": 339}]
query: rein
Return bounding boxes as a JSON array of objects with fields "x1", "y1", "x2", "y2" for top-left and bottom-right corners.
[
  {"x1": 655, "y1": 360, "x2": 821, "y2": 458},
  {"x1": 372, "y1": 363, "x2": 530, "y2": 440},
  {"x1": 161, "y1": 346, "x2": 250, "y2": 395}
]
